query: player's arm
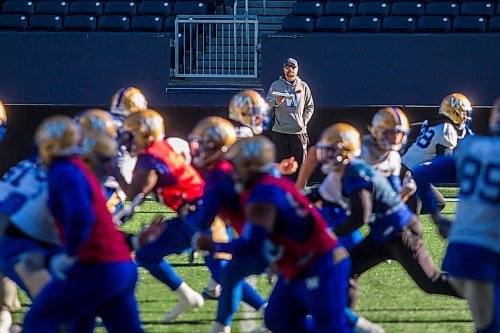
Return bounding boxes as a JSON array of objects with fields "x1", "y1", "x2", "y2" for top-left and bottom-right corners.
[
  {"x1": 295, "y1": 145, "x2": 317, "y2": 189},
  {"x1": 183, "y1": 180, "x2": 225, "y2": 231},
  {"x1": 195, "y1": 202, "x2": 276, "y2": 255},
  {"x1": 115, "y1": 155, "x2": 158, "y2": 200},
  {"x1": 334, "y1": 188, "x2": 372, "y2": 236},
  {"x1": 49, "y1": 164, "x2": 94, "y2": 257}
]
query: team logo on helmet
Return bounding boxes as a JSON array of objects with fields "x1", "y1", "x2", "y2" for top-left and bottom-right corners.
[
  {"x1": 110, "y1": 87, "x2": 148, "y2": 117},
  {"x1": 228, "y1": 90, "x2": 270, "y2": 135},
  {"x1": 439, "y1": 93, "x2": 473, "y2": 127},
  {"x1": 369, "y1": 107, "x2": 410, "y2": 152}
]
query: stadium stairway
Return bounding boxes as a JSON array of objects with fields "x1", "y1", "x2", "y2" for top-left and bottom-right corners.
[{"x1": 168, "y1": 0, "x2": 293, "y2": 92}]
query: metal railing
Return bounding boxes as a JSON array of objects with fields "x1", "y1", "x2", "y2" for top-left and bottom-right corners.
[{"x1": 174, "y1": 15, "x2": 259, "y2": 78}]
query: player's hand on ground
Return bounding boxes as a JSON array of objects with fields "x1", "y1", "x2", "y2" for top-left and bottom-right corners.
[
  {"x1": 192, "y1": 233, "x2": 214, "y2": 252},
  {"x1": 50, "y1": 253, "x2": 76, "y2": 280},
  {"x1": 432, "y1": 213, "x2": 452, "y2": 239},
  {"x1": 277, "y1": 157, "x2": 298, "y2": 175}
]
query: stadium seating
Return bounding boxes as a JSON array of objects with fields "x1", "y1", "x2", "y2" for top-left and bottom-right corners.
[
  {"x1": 324, "y1": 2, "x2": 356, "y2": 17},
  {"x1": 70, "y1": 1, "x2": 103, "y2": 16},
  {"x1": 452, "y1": 16, "x2": 487, "y2": 32},
  {"x1": 383, "y1": 16, "x2": 416, "y2": 32},
  {"x1": 137, "y1": 1, "x2": 172, "y2": 16},
  {"x1": 29, "y1": 14, "x2": 63, "y2": 30},
  {"x1": 130, "y1": 14, "x2": 163, "y2": 31},
  {"x1": 391, "y1": 2, "x2": 424, "y2": 17},
  {"x1": 348, "y1": 16, "x2": 381, "y2": 32},
  {"x1": 281, "y1": 16, "x2": 315, "y2": 32},
  {"x1": 490, "y1": 16, "x2": 500, "y2": 31},
  {"x1": 63, "y1": 14, "x2": 96, "y2": 30},
  {"x1": 416, "y1": 16, "x2": 451, "y2": 33},
  {"x1": 425, "y1": 2, "x2": 459, "y2": 16},
  {"x1": 0, "y1": 13, "x2": 28, "y2": 30},
  {"x1": 357, "y1": 2, "x2": 389, "y2": 16},
  {"x1": 460, "y1": 2, "x2": 494, "y2": 16},
  {"x1": 104, "y1": 1, "x2": 138, "y2": 16},
  {"x1": 98, "y1": 14, "x2": 129, "y2": 31},
  {"x1": 314, "y1": 15, "x2": 348, "y2": 32},
  {"x1": 35, "y1": 1, "x2": 69, "y2": 16},
  {"x1": 290, "y1": 2, "x2": 323, "y2": 16},
  {"x1": 2, "y1": 1, "x2": 35, "y2": 16}
]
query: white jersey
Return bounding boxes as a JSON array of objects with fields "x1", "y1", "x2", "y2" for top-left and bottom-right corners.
[
  {"x1": 402, "y1": 121, "x2": 459, "y2": 170},
  {"x1": 360, "y1": 135, "x2": 401, "y2": 178},
  {"x1": 0, "y1": 159, "x2": 60, "y2": 245},
  {"x1": 318, "y1": 172, "x2": 349, "y2": 209},
  {"x1": 167, "y1": 137, "x2": 191, "y2": 164},
  {"x1": 451, "y1": 136, "x2": 500, "y2": 254}
]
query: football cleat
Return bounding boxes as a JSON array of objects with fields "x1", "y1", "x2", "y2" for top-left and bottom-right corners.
[
  {"x1": 76, "y1": 109, "x2": 117, "y2": 138},
  {"x1": 369, "y1": 107, "x2": 409, "y2": 152},
  {"x1": 189, "y1": 116, "x2": 237, "y2": 169},
  {"x1": 122, "y1": 109, "x2": 165, "y2": 154},
  {"x1": 110, "y1": 87, "x2": 148, "y2": 117},
  {"x1": 438, "y1": 93, "x2": 473, "y2": 127},
  {"x1": 164, "y1": 282, "x2": 204, "y2": 321},
  {"x1": 225, "y1": 136, "x2": 276, "y2": 188},
  {"x1": 35, "y1": 115, "x2": 82, "y2": 166},
  {"x1": 316, "y1": 123, "x2": 361, "y2": 174},
  {"x1": 228, "y1": 90, "x2": 270, "y2": 135}
]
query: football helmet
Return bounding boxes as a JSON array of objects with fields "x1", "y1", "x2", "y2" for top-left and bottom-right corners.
[
  {"x1": 110, "y1": 87, "x2": 148, "y2": 117},
  {"x1": 76, "y1": 108, "x2": 117, "y2": 138},
  {"x1": 0, "y1": 100, "x2": 6, "y2": 126},
  {"x1": 438, "y1": 93, "x2": 473, "y2": 127},
  {"x1": 491, "y1": 99, "x2": 500, "y2": 136},
  {"x1": 316, "y1": 123, "x2": 361, "y2": 174},
  {"x1": 189, "y1": 116, "x2": 237, "y2": 168},
  {"x1": 82, "y1": 130, "x2": 118, "y2": 179},
  {"x1": 369, "y1": 107, "x2": 409, "y2": 152},
  {"x1": 226, "y1": 136, "x2": 275, "y2": 187},
  {"x1": 228, "y1": 90, "x2": 270, "y2": 135},
  {"x1": 35, "y1": 115, "x2": 82, "y2": 166},
  {"x1": 122, "y1": 109, "x2": 165, "y2": 154}
]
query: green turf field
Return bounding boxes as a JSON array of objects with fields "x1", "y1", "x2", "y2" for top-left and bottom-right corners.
[{"x1": 12, "y1": 190, "x2": 472, "y2": 333}]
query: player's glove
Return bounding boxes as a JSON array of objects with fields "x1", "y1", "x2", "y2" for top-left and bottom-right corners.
[{"x1": 50, "y1": 253, "x2": 76, "y2": 280}]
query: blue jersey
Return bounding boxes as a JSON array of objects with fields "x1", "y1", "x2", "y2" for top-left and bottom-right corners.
[
  {"x1": 452, "y1": 135, "x2": 500, "y2": 254},
  {"x1": 342, "y1": 158, "x2": 414, "y2": 242},
  {"x1": 184, "y1": 160, "x2": 243, "y2": 233}
]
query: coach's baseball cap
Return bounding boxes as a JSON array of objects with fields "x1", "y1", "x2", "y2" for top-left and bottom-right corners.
[{"x1": 283, "y1": 58, "x2": 298, "y2": 68}]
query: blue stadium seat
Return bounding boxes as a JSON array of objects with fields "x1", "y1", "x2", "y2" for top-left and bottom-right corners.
[
  {"x1": 460, "y1": 2, "x2": 495, "y2": 16},
  {"x1": 1, "y1": 1, "x2": 35, "y2": 15},
  {"x1": 425, "y1": 2, "x2": 459, "y2": 16},
  {"x1": 164, "y1": 15, "x2": 175, "y2": 31},
  {"x1": 173, "y1": 2, "x2": 208, "y2": 15},
  {"x1": 29, "y1": 14, "x2": 62, "y2": 30},
  {"x1": 452, "y1": 16, "x2": 486, "y2": 32},
  {"x1": 391, "y1": 2, "x2": 424, "y2": 17},
  {"x1": 382, "y1": 16, "x2": 416, "y2": 32},
  {"x1": 348, "y1": 16, "x2": 381, "y2": 32},
  {"x1": 324, "y1": 2, "x2": 357, "y2": 16},
  {"x1": 291, "y1": 2, "x2": 323, "y2": 16},
  {"x1": 357, "y1": 2, "x2": 389, "y2": 16},
  {"x1": 0, "y1": 14, "x2": 28, "y2": 30},
  {"x1": 35, "y1": 1, "x2": 69, "y2": 15},
  {"x1": 281, "y1": 16, "x2": 315, "y2": 32},
  {"x1": 130, "y1": 15, "x2": 163, "y2": 31},
  {"x1": 138, "y1": 1, "x2": 172, "y2": 16},
  {"x1": 98, "y1": 15, "x2": 129, "y2": 31},
  {"x1": 314, "y1": 15, "x2": 348, "y2": 31},
  {"x1": 70, "y1": 1, "x2": 103, "y2": 15},
  {"x1": 489, "y1": 16, "x2": 500, "y2": 31},
  {"x1": 416, "y1": 15, "x2": 451, "y2": 32},
  {"x1": 63, "y1": 14, "x2": 96, "y2": 30},
  {"x1": 104, "y1": 1, "x2": 138, "y2": 16}
]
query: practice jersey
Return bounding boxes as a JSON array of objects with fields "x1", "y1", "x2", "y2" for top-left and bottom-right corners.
[
  {"x1": 138, "y1": 140, "x2": 204, "y2": 211},
  {"x1": 451, "y1": 135, "x2": 500, "y2": 254},
  {"x1": 184, "y1": 160, "x2": 245, "y2": 234},
  {"x1": 0, "y1": 158, "x2": 60, "y2": 245},
  {"x1": 342, "y1": 158, "x2": 414, "y2": 242},
  {"x1": 48, "y1": 157, "x2": 132, "y2": 263},
  {"x1": 247, "y1": 174, "x2": 337, "y2": 279},
  {"x1": 402, "y1": 121, "x2": 458, "y2": 170}
]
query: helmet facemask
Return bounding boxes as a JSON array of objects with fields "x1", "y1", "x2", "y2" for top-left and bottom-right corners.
[{"x1": 316, "y1": 143, "x2": 353, "y2": 174}]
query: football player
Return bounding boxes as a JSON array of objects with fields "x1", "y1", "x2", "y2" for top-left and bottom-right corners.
[
  {"x1": 186, "y1": 117, "x2": 268, "y2": 332},
  {"x1": 195, "y1": 136, "x2": 351, "y2": 333},
  {"x1": 23, "y1": 115, "x2": 142, "y2": 333},
  {"x1": 315, "y1": 123, "x2": 460, "y2": 309},
  {"x1": 228, "y1": 90, "x2": 298, "y2": 175},
  {"x1": 401, "y1": 93, "x2": 474, "y2": 214},
  {"x1": 0, "y1": 100, "x2": 23, "y2": 333},
  {"x1": 412, "y1": 101, "x2": 499, "y2": 333},
  {"x1": 114, "y1": 109, "x2": 205, "y2": 321}
]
